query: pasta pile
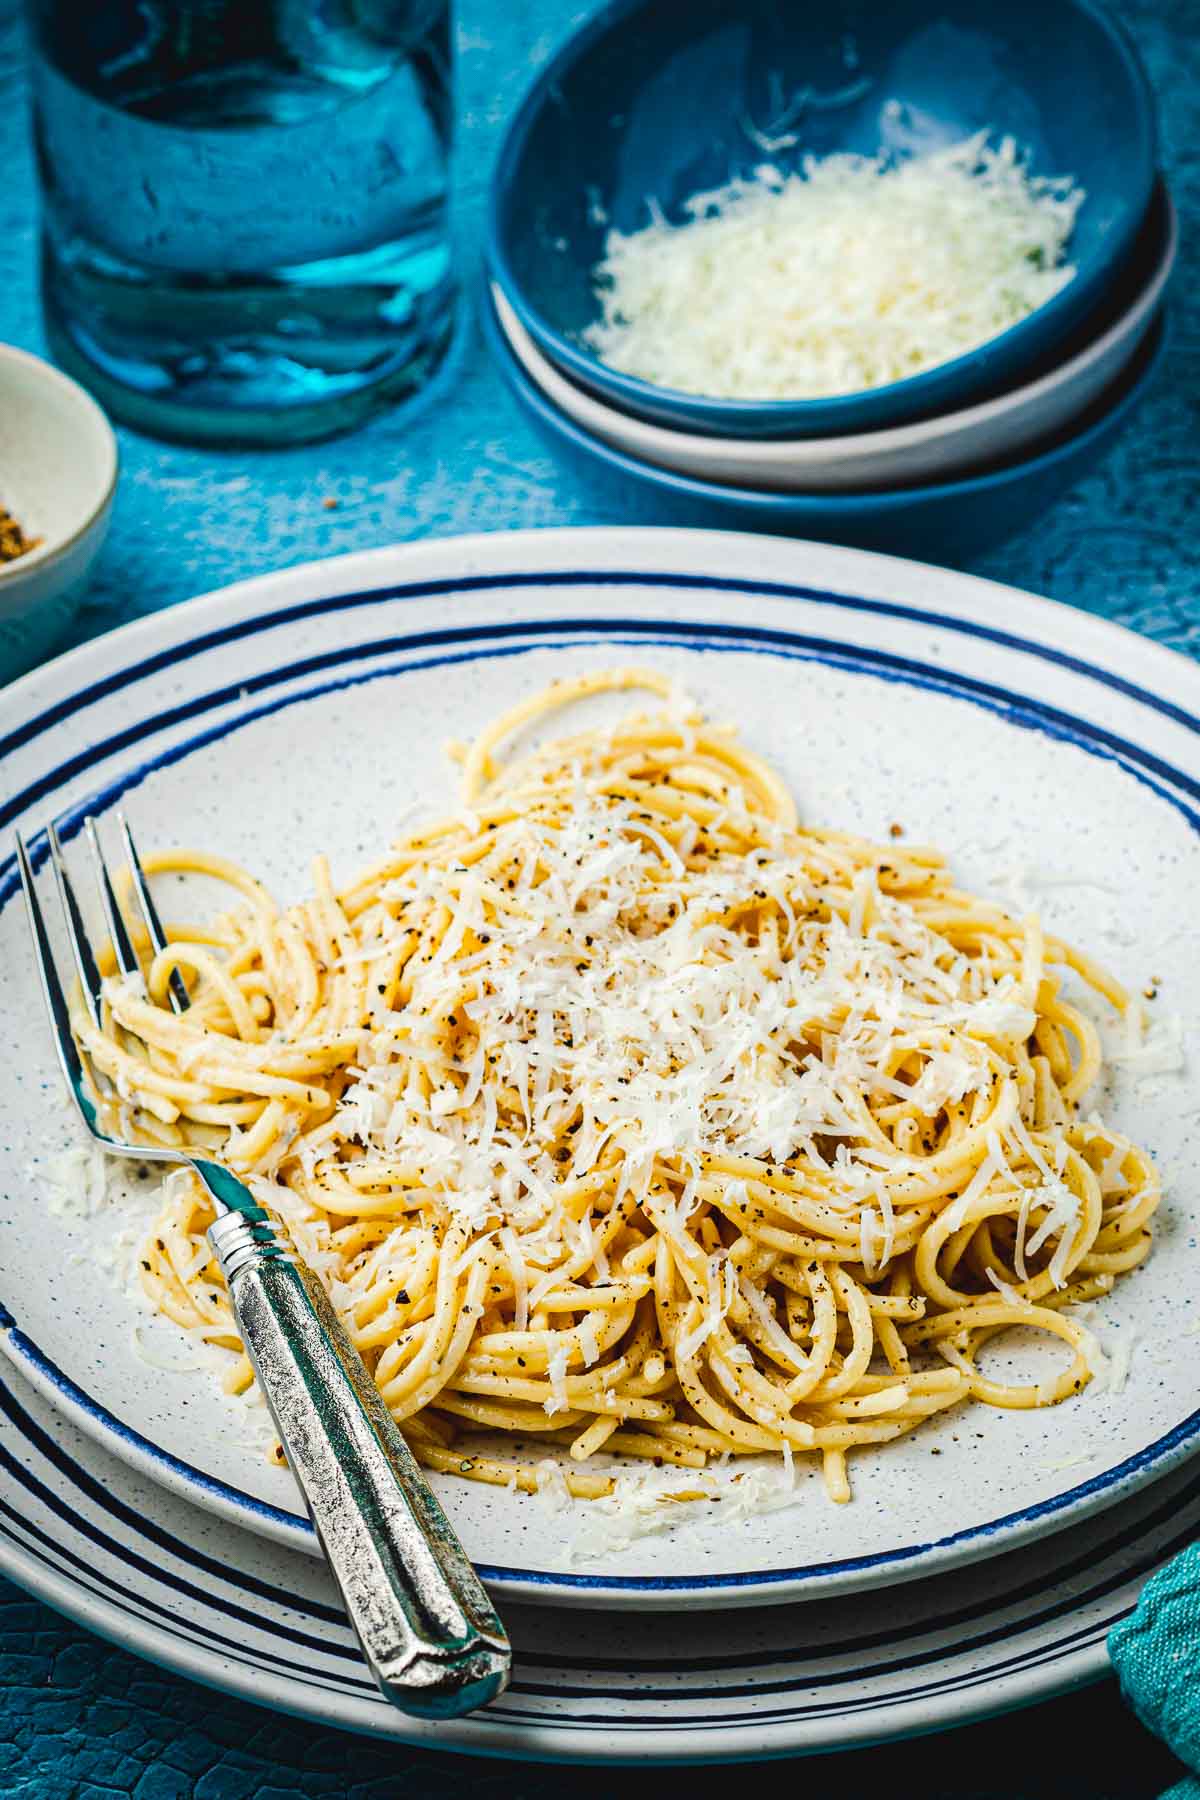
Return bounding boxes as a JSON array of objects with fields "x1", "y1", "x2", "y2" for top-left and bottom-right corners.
[{"x1": 80, "y1": 669, "x2": 1159, "y2": 1504}]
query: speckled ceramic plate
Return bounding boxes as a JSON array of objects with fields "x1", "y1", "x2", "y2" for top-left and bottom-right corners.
[
  {"x1": 2, "y1": 528, "x2": 1198, "y2": 1610},
  {"x1": 0, "y1": 1351, "x2": 1194, "y2": 1761}
]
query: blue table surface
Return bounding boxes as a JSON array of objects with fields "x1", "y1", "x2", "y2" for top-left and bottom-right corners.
[{"x1": 0, "y1": 0, "x2": 1197, "y2": 1793}]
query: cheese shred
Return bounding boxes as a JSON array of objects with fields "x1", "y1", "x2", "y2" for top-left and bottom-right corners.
[{"x1": 585, "y1": 134, "x2": 1085, "y2": 400}]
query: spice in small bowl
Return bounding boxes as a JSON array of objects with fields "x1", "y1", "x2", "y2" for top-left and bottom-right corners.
[
  {"x1": 0, "y1": 341, "x2": 118, "y2": 683},
  {"x1": 0, "y1": 505, "x2": 42, "y2": 564}
]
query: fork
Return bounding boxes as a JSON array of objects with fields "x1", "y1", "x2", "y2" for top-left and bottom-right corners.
[{"x1": 16, "y1": 813, "x2": 511, "y2": 1720}]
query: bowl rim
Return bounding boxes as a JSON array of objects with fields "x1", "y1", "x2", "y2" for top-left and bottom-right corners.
[
  {"x1": 491, "y1": 181, "x2": 1176, "y2": 475},
  {"x1": 483, "y1": 276, "x2": 1166, "y2": 514},
  {"x1": 0, "y1": 342, "x2": 119, "y2": 589},
  {"x1": 487, "y1": 0, "x2": 1159, "y2": 432}
]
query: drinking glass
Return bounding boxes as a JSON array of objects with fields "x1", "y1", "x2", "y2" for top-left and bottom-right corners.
[{"x1": 27, "y1": 0, "x2": 457, "y2": 445}]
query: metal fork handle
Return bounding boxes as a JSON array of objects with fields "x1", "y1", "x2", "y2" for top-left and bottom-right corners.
[{"x1": 208, "y1": 1211, "x2": 511, "y2": 1719}]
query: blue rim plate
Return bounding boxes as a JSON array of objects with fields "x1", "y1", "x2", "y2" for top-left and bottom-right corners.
[{"x1": 1, "y1": 527, "x2": 1198, "y2": 1608}]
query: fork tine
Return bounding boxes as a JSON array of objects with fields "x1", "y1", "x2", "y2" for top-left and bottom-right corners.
[
  {"x1": 15, "y1": 832, "x2": 91, "y2": 1110},
  {"x1": 47, "y1": 822, "x2": 103, "y2": 1031},
  {"x1": 118, "y1": 811, "x2": 190, "y2": 1013},
  {"x1": 84, "y1": 816, "x2": 141, "y2": 981}
]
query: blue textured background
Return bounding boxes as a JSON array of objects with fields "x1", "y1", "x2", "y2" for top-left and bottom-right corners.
[{"x1": 0, "y1": 0, "x2": 1197, "y2": 1792}]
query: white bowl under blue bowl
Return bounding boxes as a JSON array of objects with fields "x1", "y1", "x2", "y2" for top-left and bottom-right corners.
[
  {"x1": 492, "y1": 180, "x2": 1175, "y2": 496},
  {"x1": 488, "y1": 0, "x2": 1158, "y2": 440},
  {"x1": 482, "y1": 283, "x2": 1165, "y2": 564},
  {"x1": 0, "y1": 344, "x2": 117, "y2": 683}
]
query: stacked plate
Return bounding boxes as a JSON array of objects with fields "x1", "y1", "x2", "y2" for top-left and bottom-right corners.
[
  {"x1": 3, "y1": 528, "x2": 1200, "y2": 1760},
  {"x1": 483, "y1": 0, "x2": 1171, "y2": 559}
]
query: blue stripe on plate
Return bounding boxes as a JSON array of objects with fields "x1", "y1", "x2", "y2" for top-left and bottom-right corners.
[
  {"x1": 0, "y1": 1486, "x2": 378, "y2": 1700},
  {"x1": 0, "y1": 1374, "x2": 342, "y2": 1620},
  {"x1": 0, "y1": 1441, "x2": 1127, "y2": 1730},
  {"x1": 0, "y1": 1411, "x2": 345, "y2": 1659},
  {"x1": 0, "y1": 567, "x2": 1195, "y2": 769},
  {"x1": 3, "y1": 1366, "x2": 1197, "y2": 1684}
]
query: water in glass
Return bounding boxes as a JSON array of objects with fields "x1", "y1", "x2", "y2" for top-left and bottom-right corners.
[{"x1": 28, "y1": 0, "x2": 456, "y2": 444}]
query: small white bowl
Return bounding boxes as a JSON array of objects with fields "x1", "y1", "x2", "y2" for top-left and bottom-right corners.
[
  {"x1": 0, "y1": 344, "x2": 118, "y2": 682},
  {"x1": 490, "y1": 188, "x2": 1176, "y2": 496}
]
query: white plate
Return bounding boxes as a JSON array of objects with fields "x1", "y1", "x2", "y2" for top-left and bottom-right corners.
[
  {"x1": 2, "y1": 527, "x2": 1199, "y2": 1610},
  {"x1": 488, "y1": 187, "x2": 1176, "y2": 493},
  {"x1": 1, "y1": 1349, "x2": 1196, "y2": 1761}
]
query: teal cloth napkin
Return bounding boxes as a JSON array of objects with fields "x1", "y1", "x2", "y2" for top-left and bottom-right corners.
[{"x1": 1111, "y1": 1545, "x2": 1200, "y2": 1797}]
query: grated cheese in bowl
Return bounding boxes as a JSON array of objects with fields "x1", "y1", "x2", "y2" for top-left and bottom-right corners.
[{"x1": 584, "y1": 132, "x2": 1085, "y2": 400}]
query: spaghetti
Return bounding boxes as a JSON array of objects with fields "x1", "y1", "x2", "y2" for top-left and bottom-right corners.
[{"x1": 78, "y1": 670, "x2": 1160, "y2": 1504}]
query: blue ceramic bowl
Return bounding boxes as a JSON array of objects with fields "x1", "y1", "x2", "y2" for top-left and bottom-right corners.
[
  {"x1": 481, "y1": 282, "x2": 1165, "y2": 565},
  {"x1": 489, "y1": 0, "x2": 1157, "y2": 440}
]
